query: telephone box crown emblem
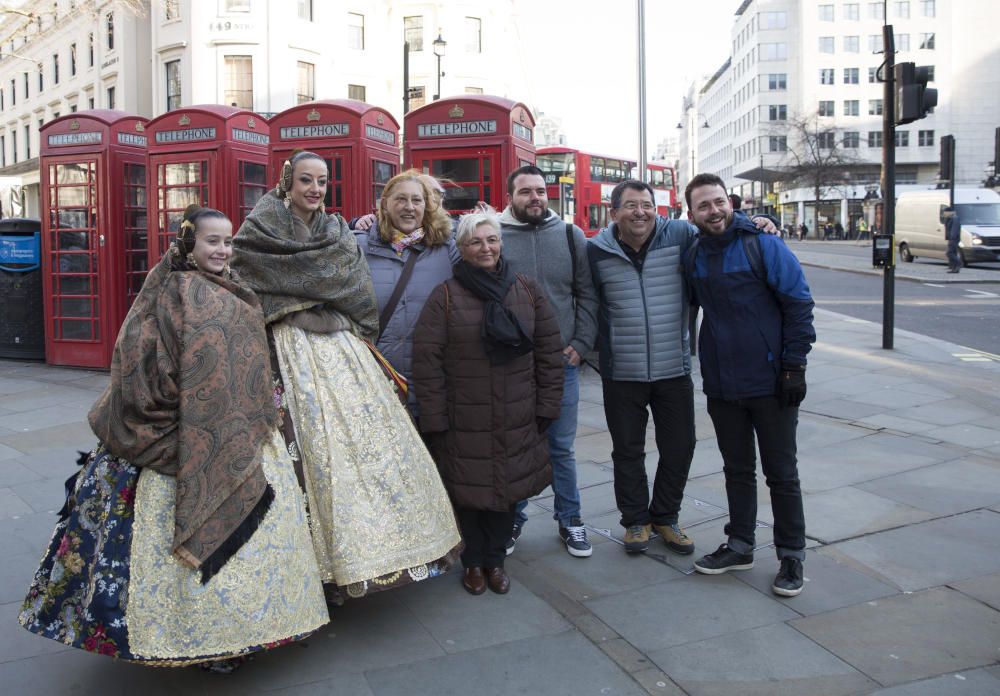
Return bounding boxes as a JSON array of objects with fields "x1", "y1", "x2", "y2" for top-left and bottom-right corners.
[
  {"x1": 307, "y1": 109, "x2": 321, "y2": 122},
  {"x1": 376, "y1": 113, "x2": 385, "y2": 125},
  {"x1": 135, "y1": 122, "x2": 145, "y2": 132},
  {"x1": 247, "y1": 117, "x2": 257, "y2": 129},
  {"x1": 179, "y1": 115, "x2": 191, "y2": 126},
  {"x1": 448, "y1": 105, "x2": 465, "y2": 119},
  {"x1": 69, "y1": 119, "x2": 80, "y2": 131}
]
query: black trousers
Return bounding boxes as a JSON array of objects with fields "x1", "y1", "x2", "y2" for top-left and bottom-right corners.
[
  {"x1": 707, "y1": 395, "x2": 806, "y2": 556},
  {"x1": 602, "y1": 375, "x2": 696, "y2": 527},
  {"x1": 455, "y1": 506, "x2": 515, "y2": 569}
]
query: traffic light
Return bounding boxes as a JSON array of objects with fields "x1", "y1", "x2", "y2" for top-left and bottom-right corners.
[
  {"x1": 939, "y1": 135, "x2": 955, "y2": 183},
  {"x1": 894, "y1": 62, "x2": 938, "y2": 125}
]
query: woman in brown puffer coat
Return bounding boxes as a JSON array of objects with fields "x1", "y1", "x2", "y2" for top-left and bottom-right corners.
[{"x1": 412, "y1": 212, "x2": 564, "y2": 596}]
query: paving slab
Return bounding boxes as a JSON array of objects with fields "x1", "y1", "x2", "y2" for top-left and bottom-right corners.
[
  {"x1": 949, "y1": 572, "x2": 1000, "y2": 612},
  {"x1": 0, "y1": 601, "x2": 71, "y2": 664},
  {"x1": 263, "y1": 673, "x2": 377, "y2": 696},
  {"x1": 0, "y1": 421, "x2": 95, "y2": 454},
  {"x1": 825, "y1": 509, "x2": 1000, "y2": 591},
  {"x1": 363, "y1": 630, "x2": 646, "y2": 696},
  {"x1": 648, "y1": 622, "x2": 877, "y2": 696},
  {"x1": 394, "y1": 570, "x2": 570, "y2": 653},
  {"x1": 8, "y1": 478, "x2": 67, "y2": 515},
  {"x1": 585, "y1": 574, "x2": 797, "y2": 653},
  {"x1": 734, "y1": 550, "x2": 900, "y2": 616},
  {"x1": 790, "y1": 587, "x2": 1000, "y2": 687},
  {"x1": 801, "y1": 486, "x2": 936, "y2": 543},
  {"x1": 857, "y1": 458, "x2": 1000, "y2": 515},
  {"x1": 925, "y1": 423, "x2": 1000, "y2": 449},
  {"x1": 803, "y1": 397, "x2": 891, "y2": 420},
  {"x1": 0, "y1": 488, "x2": 33, "y2": 519},
  {"x1": 0, "y1": 459, "x2": 42, "y2": 486},
  {"x1": 868, "y1": 668, "x2": 1000, "y2": 695}
]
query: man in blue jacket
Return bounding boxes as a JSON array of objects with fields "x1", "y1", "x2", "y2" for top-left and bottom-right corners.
[{"x1": 683, "y1": 173, "x2": 815, "y2": 597}]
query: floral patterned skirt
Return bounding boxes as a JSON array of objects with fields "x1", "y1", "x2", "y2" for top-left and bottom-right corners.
[
  {"x1": 18, "y1": 430, "x2": 329, "y2": 666},
  {"x1": 271, "y1": 325, "x2": 462, "y2": 598}
]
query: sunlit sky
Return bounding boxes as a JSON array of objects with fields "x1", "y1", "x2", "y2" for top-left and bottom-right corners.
[{"x1": 522, "y1": 0, "x2": 736, "y2": 160}]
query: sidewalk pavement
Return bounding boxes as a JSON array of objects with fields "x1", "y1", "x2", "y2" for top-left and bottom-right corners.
[{"x1": 1, "y1": 308, "x2": 999, "y2": 695}]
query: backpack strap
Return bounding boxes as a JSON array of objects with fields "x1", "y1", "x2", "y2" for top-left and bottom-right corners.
[
  {"x1": 515, "y1": 272, "x2": 534, "y2": 303},
  {"x1": 378, "y1": 247, "x2": 422, "y2": 335},
  {"x1": 682, "y1": 235, "x2": 701, "y2": 277},
  {"x1": 739, "y1": 232, "x2": 765, "y2": 282}
]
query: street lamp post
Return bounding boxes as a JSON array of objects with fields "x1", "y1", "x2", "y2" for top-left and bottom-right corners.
[{"x1": 433, "y1": 33, "x2": 446, "y2": 101}]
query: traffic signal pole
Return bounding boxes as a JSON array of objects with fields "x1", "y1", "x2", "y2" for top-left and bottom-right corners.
[{"x1": 881, "y1": 24, "x2": 896, "y2": 350}]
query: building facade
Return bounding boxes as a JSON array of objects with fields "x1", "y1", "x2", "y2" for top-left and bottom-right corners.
[
  {"x1": 676, "y1": 0, "x2": 1000, "y2": 229},
  {"x1": 0, "y1": 0, "x2": 531, "y2": 216}
]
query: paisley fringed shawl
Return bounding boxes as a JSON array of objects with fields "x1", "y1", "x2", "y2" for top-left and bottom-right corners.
[
  {"x1": 231, "y1": 191, "x2": 379, "y2": 341},
  {"x1": 88, "y1": 252, "x2": 278, "y2": 581}
]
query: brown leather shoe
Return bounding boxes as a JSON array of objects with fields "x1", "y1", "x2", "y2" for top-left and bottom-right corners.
[
  {"x1": 462, "y1": 567, "x2": 486, "y2": 595},
  {"x1": 485, "y1": 566, "x2": 510, "y2": 594}
]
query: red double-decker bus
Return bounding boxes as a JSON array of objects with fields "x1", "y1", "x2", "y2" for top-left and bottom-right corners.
[
  {"x1": 644, "y1": 162, "x2": 680, "y2": 218},
  {"x1": 536, "y1": 147, "x2": 635, "y2": 236}
]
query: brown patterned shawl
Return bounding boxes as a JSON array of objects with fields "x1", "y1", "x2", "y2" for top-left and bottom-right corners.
[
  {"x1": 88, "y1": 251, "x2": 277, "y2": 582},
  {"x1": 231, "y1": 191, "x2": 379, "y2": 341}
]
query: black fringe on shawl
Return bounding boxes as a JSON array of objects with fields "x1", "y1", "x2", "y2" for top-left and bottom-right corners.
[{"x1": 198, "y1": 483, "x2": 276, "y2": 585}]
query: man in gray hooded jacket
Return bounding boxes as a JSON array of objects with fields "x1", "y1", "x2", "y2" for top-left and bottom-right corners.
[{"x1": 500, "y1": 165, "x2": 599, "y2": 558}]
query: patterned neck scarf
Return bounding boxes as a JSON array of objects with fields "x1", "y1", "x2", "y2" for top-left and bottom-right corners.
[{"x1": 391, "y1": 228, "x2": 425, "y2": 255}]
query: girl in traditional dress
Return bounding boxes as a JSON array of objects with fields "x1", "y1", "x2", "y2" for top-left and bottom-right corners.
[
  {"x1": 231, "y1": 151, "x2": 461, "y2": 602},
  {"x1": 19, "y1": 207, "x2": 329, "y2": 670}
]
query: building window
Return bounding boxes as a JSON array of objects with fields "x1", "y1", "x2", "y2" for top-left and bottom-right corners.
[
  {"x1": 1, "y1": 135, "x2": 5, "y2": 167},
  {"x1": 24, "y1": 124, "x2": 30, "y2": 160},
  {"x1": 843, "y1": 36, "x2": 859, "y2": 53},
  {"x1": 819, "y1": 37, "x2": 834, "y2": 53},
  {"x1": 296, "y1": 61, "x2": 314, "y2": 103},
  {"x1": 88, "y1": 96, "x2": 94, "y2": 108},
  {"x1": 919, "y1": 32, "x2": 935, "y2": 49},
  {"x1": 165, "y1": 0, "x2": 180, "y2": 20},
  {"x1": 896, "y1": 33, "x2": 910, "y2": 51},
  {"x1": 844, "y1": 67, "x2": 859, "y2": 84},
  {"x1": 348, "y1": 84, "x2": 366, "y2": 101},
  {"x1": 894, "y1": 131, "x2": 909, "y2": 147},
  {"x1": 869, "y1": 99, "x2": 883, "y2": 115},
  {"x1": 23, "y1": 72, "x2": 29, "y2": 99},
  {"x1": 844, "y1": 3, "x2": 860, "y2": 20},
  {"x1": 0, "y1": 89, "x2": 3, "y2": 110},
  {"x1": 843, "y1": 131, "x2": 860, "y2": 148},
  {"x1": 844, "y1": 99, "x2": 859, "y2": 116},
  {"x1": 106, "y1": 12, "x2": 114, "y2": 50},
  {"x1": 818, "y1": 100, "x2": 834, "y2": 117},
  {"x1": 224, "y1": 55, "x2": 253, "y2": 108},
  {"x1": 70, "y1": 43, "x2": 76, "y2": 75},
  {"x1": 760, "y1": 43, "x2": 787, "y2": 60},
  {"x1": 465, "y1": 86, "x2": 484, "y2": 94},
  {"x1": 817, "y1": 132, "x2": 835, "y2": 149},
  {"x1": 89, "y1": 33, "x2": 94, "y2": 66},
  {"x1": 894, "y1": 1, "x2": 909, "y2": 18},
  {"x1": 106, "y1": 85, "x2": 115, "y2": 109},
  {"x1": 12, "y1": 131, "x2": 17, "y2": 162},
  {"x1": 767, "y1": 73, "x2": 787, "y2": 90},
  {"x1": 918, "y1": 129, "x2": 934, "y2": 146},
  {"x1": 768, "y1": 104, "x2": 787, "y2": 120},
  {"x1": 921, "y1": 0, "x2": 935, "y2": 17},
  {"x1": 53, "y1": 53, "x2": 59, "y2": 84},
  {"x1": 297, "y1": 0, "x2": 312, "y2": 21},
  {"x1": 869, "y1": 34, "x2": 884, "y2": 52},
  {"x1": 465, "y1": 17, "x2": 482, "y2": 53},
  {"x1": 348, "y1": 13, "x2": 365, "y2": 50},
  {"x1": 759, "y1": 11, "x2": 787, "y2": 28},
  {"x1": 404, "y1": 16, "x2": 423, "y2": 51},
  {"x1": 408, "y1": 85, "x2": 425, "y2": 109},
  {"x1": 869, "y1": 67, "x2": 879, "y2": 82},
  {"x1": 165, "y1": 60, "x2": 181, "y2": 111},
  {"x1": 818, "y1": 4, "x2": 834, "y2": 20},
  {"x1": 37, "y1": 63, "x2": 43, "y2": 92},
  {"x1": 70, "y1": 103, "x2": 77, "y2": 112},
  {"x1": 869, "y1": 2, "x2": 884, "y2": 19},
  {"x1": 820, "y1": 68, "x2": 834, "y2": 84},
  {"x1": 769, "y1": 136, "x2": 787, "y2": 152},
  {"x1": 9, "y1": 79, "x2": 14, "y2": 105}
]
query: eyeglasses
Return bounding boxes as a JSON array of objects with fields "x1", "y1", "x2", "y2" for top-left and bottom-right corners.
[
  {"x1": 618, "y1": 202, "x2": 656, "y2": 212},
  {"x1": 463, "y1": 236, "x2": 501, "y2": 249}
]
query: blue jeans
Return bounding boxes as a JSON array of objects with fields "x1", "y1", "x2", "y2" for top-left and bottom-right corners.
[{"x1": 515, "y1": 363, "x2": 582, "y2": 528}]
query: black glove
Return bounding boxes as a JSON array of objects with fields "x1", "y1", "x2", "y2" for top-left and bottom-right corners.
[
  {"x1": 777, "y1": 364, "x2": 807, "y2": 408},
  {"x1": 536, "y1": 417, "x2": 553, "y2": 434}
]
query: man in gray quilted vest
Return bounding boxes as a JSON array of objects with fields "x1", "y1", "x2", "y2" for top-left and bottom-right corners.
[{"x1": 587, "y1": 179, "x2": 699, "y2": 556}]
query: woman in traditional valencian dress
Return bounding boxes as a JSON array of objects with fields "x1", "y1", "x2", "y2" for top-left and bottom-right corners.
[
  {"x1": 231, "y1": 151, "x2": 461, "y2": 601},
  {"x1": 19, "y1": 207, "x2": 329, "y2": 670}
]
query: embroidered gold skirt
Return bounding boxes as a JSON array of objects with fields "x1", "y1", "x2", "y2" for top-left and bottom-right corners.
[{"x1": 272, "y1": 325, "x2": 461, "y2": 591}]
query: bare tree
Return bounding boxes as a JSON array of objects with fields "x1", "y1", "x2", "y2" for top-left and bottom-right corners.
[{"x1": 767, "y1": 111, "x2": 864, "y2": 237}]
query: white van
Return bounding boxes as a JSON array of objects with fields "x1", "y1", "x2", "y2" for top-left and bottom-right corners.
[{"x1": 895, "y1": 188, "x2": 1000, "y2": 267}]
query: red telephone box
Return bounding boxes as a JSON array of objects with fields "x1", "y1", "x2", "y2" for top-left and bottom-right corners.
[
  {"x1": 145, "y1": 105, "x2": 270, "y2": 265},
  {"x1": 269, "y1": 100, "x2": 400, "y2": 219},
  {"x1": 404, "y1": 95, "x2": 536, "y2": 215},
  {"x1": 40, "y1": 111, "x2": 150, "y2": 368}
]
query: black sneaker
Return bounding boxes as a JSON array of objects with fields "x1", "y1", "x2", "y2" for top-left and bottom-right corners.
[
  {"x1": 559, "y1": 517, "x2": 593, "y2": 558},
  {"x1": 693, "y1": 544, "x2": 754, "y2": 574},
  {"x1": 772, "y1": 558, "x2": 804, "y2": 597},
  {"x1": 505, "y1": 520, "x2": 524, "y2": 556}
]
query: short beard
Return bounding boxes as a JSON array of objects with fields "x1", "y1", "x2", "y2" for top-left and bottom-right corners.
[{"x1": 512, "y1": 202, "x2": 548, "y2": 225}]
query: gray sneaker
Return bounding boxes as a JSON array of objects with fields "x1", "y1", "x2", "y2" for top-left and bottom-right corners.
[
  {"x1": 558, "y1": 518, "x2": 593, "y2": 558},
  {"x1": 693, "y1": 544, "x2": 754, "y2": 574},
  {"x1": 772, "y1": 558, "x2": 804, "y2": 597}
]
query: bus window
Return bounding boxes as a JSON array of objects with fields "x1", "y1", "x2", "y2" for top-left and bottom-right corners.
[
  {"x1": 590, "y1": 157, "x2": 606, "y2": 182},
  {"x1": 606, "y1": 159, "x2": 624, "y2": 182},
  {"x1": 589, "y1": 204, "x2": 599, "y2": 230},
  {"x1": 537, "y1": 152, "x2": 575, "y2": 184}
]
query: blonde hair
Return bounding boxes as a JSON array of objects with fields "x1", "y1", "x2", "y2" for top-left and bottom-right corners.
[{"x1": 377, "y1": 169, "x2": 452, "y2": 248}]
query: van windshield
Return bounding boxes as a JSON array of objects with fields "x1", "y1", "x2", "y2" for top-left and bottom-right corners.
[{"x1": 956, "y1": 203, "x2": 1000, "y2": 225}]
